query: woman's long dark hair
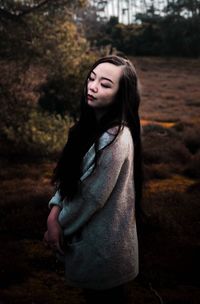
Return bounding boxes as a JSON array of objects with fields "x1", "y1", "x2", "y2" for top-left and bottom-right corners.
[{"x1": 52, "y1": 55, "x2": 143, "y2": 218}]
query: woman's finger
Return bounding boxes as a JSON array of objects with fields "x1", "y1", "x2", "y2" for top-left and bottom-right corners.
[
  {"x1": 43, "y1": 231, "x2": 49, "y2": 242},
  {"x1": 56, "y1": 243, "x2": 64, "y2": 255}
]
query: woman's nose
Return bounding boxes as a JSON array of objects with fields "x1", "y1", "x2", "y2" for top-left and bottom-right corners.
[{"x1": 88, "y1": 81, "x2": 98, "y2": 93}]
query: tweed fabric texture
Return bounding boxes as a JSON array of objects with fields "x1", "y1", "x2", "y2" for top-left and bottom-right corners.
[{"x1": 49, "y1": 126, "x2": 139, "y2": 290}]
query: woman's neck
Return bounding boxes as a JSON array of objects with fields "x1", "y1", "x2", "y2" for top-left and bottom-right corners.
[{"x1": 94, "y1": 109, "x2": 107, "y2": 123}]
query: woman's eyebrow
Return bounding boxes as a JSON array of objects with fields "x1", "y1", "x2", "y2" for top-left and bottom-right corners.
[{"x1": 91, "y1": 70, "x2": 114, "y2": 84}]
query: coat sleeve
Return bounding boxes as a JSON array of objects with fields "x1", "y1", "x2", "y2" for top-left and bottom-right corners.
[
  {"x1": 58, "y1": 128, "x2": 132, "y2": 237},
  {"x1": 48, "y1": 190, "x2": 63, "y2": 209}
]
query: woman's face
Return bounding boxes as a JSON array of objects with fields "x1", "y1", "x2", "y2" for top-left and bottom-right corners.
[{"x1": 87, "y1": 62, "x2": 123, "y2": 111}]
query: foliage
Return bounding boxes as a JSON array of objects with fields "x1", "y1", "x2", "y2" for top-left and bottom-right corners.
[
  {"x1": 183, "y1": 152, "x2": 200, "y2": 179},
  {"x1": 35, "y1": 19, "x2": 97, "y2": 118},
  {"x1": 0, "y1": 0, "x2": 98, "y2": 158},
  {"x1": 0, "y1": 0, "x2": 88, "y2": 61},
  {"x1": 84, "y1": 1, "x2": 200, "y2": 57},
  {"x1": 165, "y1": 0, "x2": 200, "y2": 17},
  {"x1": 2, "y1": 108, "x2": 72, "y2": 157},
  {"x1": 183, "y1": 126, "x2": 200, "y2": 154},
  {"x1": 142, "y1": 131, "x2": 191, "y2": 165},
  {"x1": 159, "y1": 14, "x2": 200, "y2": 57},
  {"x1": 93, "y1": 15, "x2": 200, "y2": 57},
  {"x1": 0, "y1": 0, "x2": 97, "y2": 118}
]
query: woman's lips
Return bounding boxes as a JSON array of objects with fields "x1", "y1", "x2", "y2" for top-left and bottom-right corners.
[{"x1": 87, "y1": 94, "x2": 96, "y2": 101}]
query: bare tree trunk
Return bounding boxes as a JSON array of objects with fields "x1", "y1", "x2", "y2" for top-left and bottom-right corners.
[
  {"x1": 111, "y1": 0, "x2": 115, "y2": 16},
  {"x1": 117, "y1": 0, "x2": 120, "y2": 22},
  {"x1": 127, "y1": 0, "x2": 130, "y2": 24}
]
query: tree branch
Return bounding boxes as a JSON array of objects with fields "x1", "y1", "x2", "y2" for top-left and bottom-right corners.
[
  {"x1": 16, "y1": 0, "x2": 50, "y2": 16},
  {"x1": 0, "y1": 0, "x2": 50, "y2": 22}
]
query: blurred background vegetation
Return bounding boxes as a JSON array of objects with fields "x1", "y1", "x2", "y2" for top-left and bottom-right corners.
[{"x1": 0, "y1": 0, "x2": 200, "y2": 159}]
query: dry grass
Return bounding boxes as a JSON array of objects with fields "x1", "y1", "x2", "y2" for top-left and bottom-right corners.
[
  {"x1": 134, "y1": 57, "x2": 200, "y2": 125},
  {"x1": 183, "y1": 126, "x2": 200, "y2": 154},
  {"x1": 146, "y1": 174, "x2": 196, "y2": 193},
  {"x1": 183, "y1": 152, "x2": 200, "y2": 179},
  {"x1": 1, "y1": 57, "x2": 200, "y2": 304}
]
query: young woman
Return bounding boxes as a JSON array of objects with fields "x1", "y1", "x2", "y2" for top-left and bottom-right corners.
[{"x1": 43, "y1": 55, "x2": 143, "y2": 303}]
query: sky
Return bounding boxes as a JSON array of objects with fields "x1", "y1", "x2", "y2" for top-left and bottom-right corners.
[{"x1": 92, "y1": 0, "x2": 168, "y2": 23}]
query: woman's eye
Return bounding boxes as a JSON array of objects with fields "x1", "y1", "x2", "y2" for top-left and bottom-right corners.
[
  {"x1": 101, "y1": 83, "x2": 111, "y2": 88},
  {"x1": 88, "y1": 76, "x2": 94, "y2": 81}
]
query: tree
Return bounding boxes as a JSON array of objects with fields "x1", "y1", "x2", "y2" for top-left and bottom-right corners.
[
  {"x1": 0, "y1": 0, "x2": 88, "y2": 61},
  {"x1": 165, "y1": 0, "x2": 200, "y2": 17},
  {"x1": 0, "y1": 0, "x2": 99, "y2": 157}
]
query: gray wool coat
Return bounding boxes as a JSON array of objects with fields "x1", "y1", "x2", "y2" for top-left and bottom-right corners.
[{"x1": 48, "y1": 125, "x2": 139, "y2": 290}]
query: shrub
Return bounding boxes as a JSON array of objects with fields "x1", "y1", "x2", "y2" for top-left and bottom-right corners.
[
  {"x1": 187, "y1": 181, "x2": 200, "y2": 194},
  {"x1": 38, "y1": 52, "x2": 97, "y2": 119},
  {"x1": 142, "y1": 132, "x2": 190, "y2": 165},
  {"x1": 183, "y1": 152, "x2": 200, "y2": 179},
  {"x1": 143, "y1": 189, "x2": 200, "y2": 243},
  {"x1": 183, "y1": 127, "x2": 200, "y2": 154},
  {"x1": 142, "y1": 124, "x2": 169, "y2": 136},
  {"x1": 172, "y1": 122, "x2": 185, "y2": 132},
  {"x1": 2, "y1": 108, "x2": 72, "y2": 158},
  {"x1": 144, "y1": 163, "x2": 172, "y2": 181}
]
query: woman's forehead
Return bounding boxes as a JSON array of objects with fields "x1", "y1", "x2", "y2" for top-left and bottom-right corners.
[{"x1": 92, "y1": 62, "x2": 123, "y2": 83}]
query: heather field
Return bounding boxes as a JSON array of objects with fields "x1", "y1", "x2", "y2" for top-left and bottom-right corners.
[{"x1": 0, "y1": 57, "x2": 200, "y2": 304}]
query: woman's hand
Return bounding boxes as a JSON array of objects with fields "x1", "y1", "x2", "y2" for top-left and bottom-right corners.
[{"x1": 43, "y1": 206, "x2": 64, "y2": 255}]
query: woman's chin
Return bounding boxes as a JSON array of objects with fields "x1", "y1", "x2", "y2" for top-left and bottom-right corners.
[{"x1": 87, "y1": 100, "x2": 98, "y2": 108}]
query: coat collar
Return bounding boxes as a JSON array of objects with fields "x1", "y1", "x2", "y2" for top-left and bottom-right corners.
[{"x1": 80, "y1": 127, "x2": 119, "y2": 182}]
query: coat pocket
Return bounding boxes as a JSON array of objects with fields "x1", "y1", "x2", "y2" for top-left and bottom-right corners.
[{"x1": 64, "y1": 240, "x2": 107, "y2": 284}]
